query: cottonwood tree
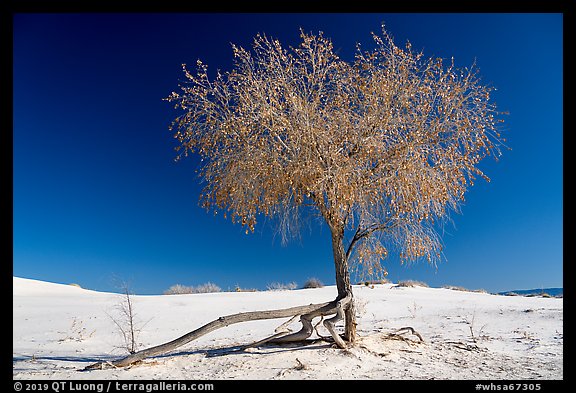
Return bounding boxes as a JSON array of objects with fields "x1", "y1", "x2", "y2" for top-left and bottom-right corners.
[{"x1": 86, "y1": 25, "x2": 505, "y2": 370}]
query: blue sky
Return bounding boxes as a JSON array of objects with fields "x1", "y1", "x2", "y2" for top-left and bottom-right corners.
[{"x1": 13, "y1": 13, "x2": 563, "y2": 294}]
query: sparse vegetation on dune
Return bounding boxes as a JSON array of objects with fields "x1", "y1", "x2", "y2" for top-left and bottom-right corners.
[
  {"x1": 266, "y1": 282, "x2": 298, "y2": 291},
  {"x1": 302, "y1": 278, "x2": 324, "y2": 289},
  {"x1": 163, "y1": 282, "x2": 222, "y2": 295},
  {"x1": 394, "y1": 280, "x2": 430, "y2": 288}
]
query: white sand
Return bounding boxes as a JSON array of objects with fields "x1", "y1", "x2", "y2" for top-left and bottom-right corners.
[{"x1": 13, "y1": 277, "x2": 562, "y2": 380}]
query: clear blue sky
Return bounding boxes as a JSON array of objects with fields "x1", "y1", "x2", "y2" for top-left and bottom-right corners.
[{"x1": 13, "y1": 13, "x2": 563, "y2": 294}]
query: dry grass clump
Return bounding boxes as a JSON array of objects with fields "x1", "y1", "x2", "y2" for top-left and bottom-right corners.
[
  {"x1": 302, "y1": 277, "x2": 324, "y2": 289},
  {"x1": 395, "y1": 280, "x2": 429, "y2": 288},
  {"x1": 266, "y1": 282, "x2": 298, "y2": 291},
  {"x1": 302, "y1": 278, "x2": 324, "y2": 289},
  {"x1": 164, "y1": 282, "x2": 222, "y2": 295}
]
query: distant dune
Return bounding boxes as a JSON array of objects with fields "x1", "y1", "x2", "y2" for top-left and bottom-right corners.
[{"x1": 498, "y1": 288, "x2": 563, "y2": 297}]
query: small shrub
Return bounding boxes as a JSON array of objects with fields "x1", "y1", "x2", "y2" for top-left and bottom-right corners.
[
  {"x1": 302, "y1": 278, "x2": 324, "y2": 289},
  {"x1": 266, "y1": 281, "x2": 298, "y2": 291},
  {"x1": 164, "y1": 282, "x2": 221, "y2": 295},
  {"x1": 193, "y1": 282, "x2": 221, "y2": 293},
  {"x1": 164, "y1": 284, "x2": 193, "y2": 295},
  {"x1": 396, "y1": 280, "x2": 429, "y2": 288},
  {"x1": 107, "y1": 284, "x2": 150, "y2": 354}
]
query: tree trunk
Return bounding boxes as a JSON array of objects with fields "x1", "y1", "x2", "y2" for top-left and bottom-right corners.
[{"x1": 330, "y1": 226, "x2": 357, "y2": 343}]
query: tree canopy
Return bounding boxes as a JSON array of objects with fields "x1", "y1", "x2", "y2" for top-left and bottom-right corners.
[{"x1": 166, "y1": 25, "x2": 506, "y2": 281}]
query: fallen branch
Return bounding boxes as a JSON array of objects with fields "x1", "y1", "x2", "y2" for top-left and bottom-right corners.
[{"x1": 83, "y1": 300, "x2": 342, "y2": 371}]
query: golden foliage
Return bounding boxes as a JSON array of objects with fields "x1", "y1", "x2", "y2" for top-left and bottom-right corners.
[{"x1": 166, "y1": 25, "x2": 506, "y2": 277}]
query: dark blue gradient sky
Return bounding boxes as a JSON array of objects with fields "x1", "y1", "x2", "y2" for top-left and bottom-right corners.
[{"x1": 13, "y1": 13, "x2": 563, "y2": 294}]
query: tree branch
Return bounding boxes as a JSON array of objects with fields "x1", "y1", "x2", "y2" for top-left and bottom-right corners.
[{"x1": 345, "y1": 219, "x2": 397, "y2": 260}]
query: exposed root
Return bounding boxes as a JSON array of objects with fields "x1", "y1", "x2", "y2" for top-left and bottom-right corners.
[
  {"x1": 323, "y1": 293, "x2": 352, "y2": 349},
  {"x1": 270, "y1": 292, "x2": 352, "y2": 347},
  {"x1": 241, "y1": 315, "x2": 299, "y2": 350},
  {"x1": 313, "y1": 316, "x2": 331, "y2": 341},
  {"x1": 276, "y1": 357, "x2": 307, "y2": 378},
  {"x1": 444, "y1": 340, "x2": 483, "y2": 352},
  {"x1": 270, "y1": 314, "x2": 315, "y2": 343},
  {"x1": 385, "y1": 327, "x2": 425, "y2": 345},
  {"x1": 241, "y1": 331, "x2": 292, "y2": 350},
  {"x1": 294, "y1": 357, "x2": 306, "y2": 370}
]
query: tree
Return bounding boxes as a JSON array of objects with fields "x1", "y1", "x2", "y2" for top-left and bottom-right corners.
[{"x1": 85, "y1": 25, "x2": 505, "y2": 370}]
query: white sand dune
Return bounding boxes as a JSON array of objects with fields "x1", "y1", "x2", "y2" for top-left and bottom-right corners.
[{"x1": 13, "y1": 277, "x2": 562, "y2": 380}]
